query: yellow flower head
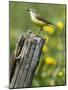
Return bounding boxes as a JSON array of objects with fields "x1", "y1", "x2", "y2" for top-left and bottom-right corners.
[
  {"x1": 45, "y1": 57, "x2": 56, "y2": 65},
  {"x1": 57, "y1": 21, "x2": 64, "y2": 29},
  {"x1": 58, "y1": 71, "x2": 63, "y2": 76},
  {"x1": 43, "y1": 25, "x2": 54, "y2": 34},
  {"x1": 42, "y1": 45, "x2": 48, "y2": 53}
]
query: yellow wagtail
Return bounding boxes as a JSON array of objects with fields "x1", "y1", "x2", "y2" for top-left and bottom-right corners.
[{"x1": 27, "y1": 9, "x2": 59, "y2": 35}]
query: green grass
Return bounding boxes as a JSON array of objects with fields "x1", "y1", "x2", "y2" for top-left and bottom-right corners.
[{"x1": 9, "y1": 1, "x2": 66, "y2": 87}]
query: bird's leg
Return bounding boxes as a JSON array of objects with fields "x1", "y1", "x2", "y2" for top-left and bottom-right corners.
[{"x1": 37, "y1": 27, "x2": 42, "y2": 36}]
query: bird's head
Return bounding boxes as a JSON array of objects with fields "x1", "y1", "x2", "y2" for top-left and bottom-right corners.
[
  {"x1": 27, "y1": 8, "x2": 37, "y2": 16},
  {"x1": 27, "y1": 9, "x2": 36, "y2": 13}
]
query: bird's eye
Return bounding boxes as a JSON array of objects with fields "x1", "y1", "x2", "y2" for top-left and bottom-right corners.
[{"x1": 30, "y1": 9, "x2": 36, "y2": 13}]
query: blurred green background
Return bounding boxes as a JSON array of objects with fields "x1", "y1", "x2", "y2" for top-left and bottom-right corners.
[{"x1": 9, "y1": 1, "x2": 66, "y2": 87}]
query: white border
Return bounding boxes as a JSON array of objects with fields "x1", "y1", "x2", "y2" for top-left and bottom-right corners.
[
  {"x1": 10, "y1": 0, "x2": 67, "y2": 4},
  {"x1": 0, "y1": 0, "x2": 68, "y2": 90}
]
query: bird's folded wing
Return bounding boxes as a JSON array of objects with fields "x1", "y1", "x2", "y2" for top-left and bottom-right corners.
[{"x1": 36, "y1": 15, "x2": 53, "y2": 25}]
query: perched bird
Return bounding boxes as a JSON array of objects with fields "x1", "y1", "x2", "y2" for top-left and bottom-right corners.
[{"x1": 27, "y1": 9, "x2": 59, "y2": 35}]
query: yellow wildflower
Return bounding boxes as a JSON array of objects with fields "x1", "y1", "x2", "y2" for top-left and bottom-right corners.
[
  {"x1": 45, "y1": 57, "x2": 56, "y2": 65},
  {"x1": 58, "y1": 71, "x2": 63, "y2": 76},
  {"x1": 42, "y1": 45, "x2": 48, "y2": 53},
  {"x1": 57, "y1": 21, "x2": 64, "y2": 29},
  {"x1": 43, "y1": 25, "x2": 54, "y2": 34}
]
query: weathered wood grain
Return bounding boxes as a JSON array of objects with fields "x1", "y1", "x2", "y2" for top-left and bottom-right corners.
[{"x1": 9, "y1": 32, "x2": 45, "y2": 89}]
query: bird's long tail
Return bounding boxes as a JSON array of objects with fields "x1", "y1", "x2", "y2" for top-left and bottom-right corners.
[{"x1": 52, "y1": 23, "x2": 62, "y2": 29}]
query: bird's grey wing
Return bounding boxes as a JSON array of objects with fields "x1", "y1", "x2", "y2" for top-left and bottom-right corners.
[{"x1": 36, "y1": 15, "x2": 53, "y2": 25}]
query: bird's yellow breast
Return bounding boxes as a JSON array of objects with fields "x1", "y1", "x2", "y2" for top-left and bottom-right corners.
[{"x1": 31, "y1": 16, "x2": 46, "y2": 26}]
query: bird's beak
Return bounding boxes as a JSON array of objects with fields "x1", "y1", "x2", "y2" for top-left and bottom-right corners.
[{"x1": 27, "y1": 9, "x2": 29, "y2": 11}]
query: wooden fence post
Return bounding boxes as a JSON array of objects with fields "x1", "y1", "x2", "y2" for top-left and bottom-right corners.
[{"x1": 9, "y1": 31, "x2": 45, "y2": 89}]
